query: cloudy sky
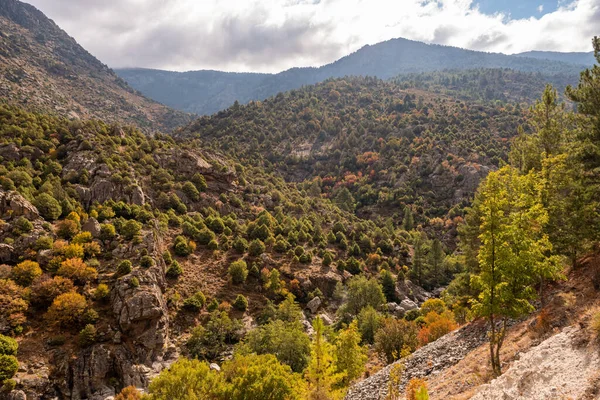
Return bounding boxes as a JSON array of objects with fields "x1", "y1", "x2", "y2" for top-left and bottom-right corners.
[{"x1": 25, "y1": 0, "x2": 599, "y2": 73}]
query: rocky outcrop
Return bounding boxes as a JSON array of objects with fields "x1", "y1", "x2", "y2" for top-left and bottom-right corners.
[
  {"x1": 82, "y1": 217, "x2": 101, "y2": 238},
  {"x1": 345, "y1": 321, "x2": 488, "y2": 400},
  {"x1": 472, "y1": 326, "x2": 600, "y2": 400},
  {"x1": 0, "y1": 190, "x2": 39, "y2": 220},
  {"x1": 306, "y1": 297, "x2": 322, "y2": 314}
]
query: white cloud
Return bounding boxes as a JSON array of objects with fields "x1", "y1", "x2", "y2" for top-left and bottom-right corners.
[{"x1": 23, "y1": 0, "x2": 600, "y2": 73}]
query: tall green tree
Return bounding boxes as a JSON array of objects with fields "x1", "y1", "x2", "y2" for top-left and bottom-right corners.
[
  {"x1": 334, "y1": 320, "x2": 367, "y2": 387},
  {"x1": 469, "y1": 166, "x2": 560, "y2": 376},
  {"x1": 305, "y1": 317, "x2": 343, "y2": 400}
]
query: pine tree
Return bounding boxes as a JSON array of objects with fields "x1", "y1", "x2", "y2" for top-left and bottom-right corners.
[
  {"x1": 429, "y1": 239, "x2": 444, "y2": 287},
  {"x1": 402, "y1": 207, "x2": 414, "y2": 231},
  {"x1": 306, "y1": 317, "x2": 343, "y2": 400}
]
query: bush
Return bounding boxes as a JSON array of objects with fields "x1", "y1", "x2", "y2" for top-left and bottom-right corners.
[
  {"x1": 35, "y1": 235, "x2": 54, "y2": 250},
  {"x1": 420, "y1": 299, "x2": 447, "y2": 316},
  {"x1": 45, "y1": 291, "x2": 87, "y2": 328},
  {"x1": 147, "y1": 358, "x2": 220, "y2": 400},
  {"x1": 346, "y1": 276, "x2": 385, "y2": 315},
  {"x1": 380, "y1": 270, "x2": 396, "y2": 302},
  {"x1": 0, "y1": 335, "x2": 17, "y2": 356},
  {"x1": 99, "y1": 224, "x2": 117, "y2": 241},
  {"x1": 30, "y1": 276, "x2": 75, "y2": 307},
  {"x1": 117, "y1": 260, "x2": 132, "y2": 276},
  {"x1": 406, "y1": 378, "x2": 429, "y2": 400},
  {"x1": 417, "y1": 312, "x2": 458, "y2": 346},
  {"x1": 187, "y1": 311, "x2": 242, "y2": 360},
  {"x1": 229, "y1": 260, "x2": 248, "y2": 284},
  {"x1": 11, "y1": 260, "x2": 42, "y2": 286},
  {"x1": 72, "y1": 231, "x2": 93, "y2": 244},
  {"x1": 13, "y1": 216, "x2": 33, "y2": 235},
  {"x1": 182, "y1": 181, "x2": 200, "y2": 201},
  {"x1": 121, "y1": 220, "x2": 142, "y2": 240},
  {"x1": 115, "y1": 386, "x2": 142, "y2": 400},
  {"x1": 183, "y1": 291, "x2": 206, "y2": 311},
  {"x1": 357, "y1": 306, "x2": 383, "y2": 344},
  {"x1": 195, "y1": 228, "x2": 215, "y2": 246},
  {"x1": 140, "y1": 255, "x2": 154, "y2": 268},
  {"x1": 173, "y1": 235, "x2": 195, "y2": 256},
  {"x1": 248, "y1": 239, "x2": 265, "y2": 256},
  {"x1": 56, "y1": 219, "x2": 79, "y2": 239},
  {"x1": 375, "y1": 317, "x2": 419, "y2": 364},
  {"x1": 243, "y1": 319, "x2": 310, "y2": 373},
  {"x1": 78, "y1": 324, "x2": 97, "y2": 347},
  {"x1": 33, "y1": 193, "x2": 62, "y2": 220},
  {"x1": 232, "y1": 237, "x2": 248, "y2": 253},
  {"x1": 94, "y1": 283, "x2": 110, "y2": 301},
  {"x1": 57, "y1": 258, "x2": 98, "y2": 284},
  {"x1": 0, "y1": 354, "x2": 18, "y2": 381},
  {"x1": 166, "y1": 261, "x2": 183, "y2": 278},
  {"x1": 233, "y1": 294, "x2": 248, "y2": 312}
]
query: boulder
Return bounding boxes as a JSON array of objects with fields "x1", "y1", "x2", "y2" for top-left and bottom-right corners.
[
  {"x1": 82, "y1": 217, "x2": 101, "y2": 237},
  {"x1": 306, "y1": 296, "x2": 322, "y2": 314},
  {"x1": 399, "y1": 299, "x2": 418, "y2": 312},
  {"x1": 7, "y1": 391, "x2": 27, "y2": 400},
  {"x1": 0, "y1": 190, "x2": 39, "y2": 220},
  {"x1": 209, "y1": 363, "x2": 221, "y2": 372},
  {"x1": 0, "y1": 243, "x2": 14, "y2": 263},
  {"x1": 319, "y1": 314, "x2": 334, "y2": 326}
]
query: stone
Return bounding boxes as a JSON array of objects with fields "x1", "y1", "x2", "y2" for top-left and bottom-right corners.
[
  {"x1": 319, "y1": 314, "x2": 334, "y2": 326},
  {"x1": 209, "y1": 363, "x2": 221, "y2": 372},
  {"x1": 0, "y1": 243, "x2": 14, "y2": 263},
  {"x1": 0, "y1": 190, "x2": 39, "y2": 220},
  {"x1": 306, "y1": 296, "x2": 322, "y2": 314},
  {"x1": 399, "y1": 299, "x2": 418, "y2": 312},
  {"x1": 8, "y1": 390, "x2": 27, "y2": 400},
  {"x1": 82, "y1": 217, "x2": 101, "y2": 237}
]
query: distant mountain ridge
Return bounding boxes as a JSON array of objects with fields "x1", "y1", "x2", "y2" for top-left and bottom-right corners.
[
  {"x1": 515, "y1": 50, "x2": 595, "y2": 66},
  {"x1": 117, "y1": 38, "x2": 590, "y2": 115},
  {"x1": 0, "y1": 0, "x2": 192, "y2": 131}
]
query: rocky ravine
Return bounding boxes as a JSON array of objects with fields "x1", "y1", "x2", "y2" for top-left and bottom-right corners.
[{"x1": 345, "y1": 320, "x2": 488, "y2": 400}]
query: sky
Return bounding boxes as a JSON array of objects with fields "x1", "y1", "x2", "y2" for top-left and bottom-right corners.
[{"x1": 24, "y1": 0, "x2": 599, "y2": 73}]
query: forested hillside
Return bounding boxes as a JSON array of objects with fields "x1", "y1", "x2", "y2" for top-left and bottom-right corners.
[
  {"x1": 117, "y1": 38, "x2": 588, "y2": 115},
  {"x1": 0, "y1": 0, "x2": 191, "y2": 131},
  {"x1": 182, "y1": 77, "x2": 526, "y2": 233}
]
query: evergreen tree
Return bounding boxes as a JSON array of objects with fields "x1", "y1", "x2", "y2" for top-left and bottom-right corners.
[
  {"x1": 402, "y1": 207, "x2": 414, "y2": 231},
  {"x1": 306, "y1": 317, "x2": 343, "y2": 400}
]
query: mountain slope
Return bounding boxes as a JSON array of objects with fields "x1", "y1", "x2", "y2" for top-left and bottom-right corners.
[
  {"x1": 0, "y1": 0, "x2": 192, "y2": 131},
  {"x1": 516, "y1": 50, "x2": 596, "y2": 66},
  {"x1": 180, "y1": 76, "x2": 526, "y2": 230},
  {"x1": 117, "y1": 38, "x2": 587, "y2": 115}
]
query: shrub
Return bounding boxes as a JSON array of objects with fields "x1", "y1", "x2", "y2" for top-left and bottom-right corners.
[
  {"x1": 243, "y1": 319, "x2": 310, "y2": 373},
  {"x1": 72, "y1": 231, "x2": 93, "y2": 244},
  {"x1": 94, "y1": 283, "x2": 110, "y2": 301},
  {"x1": 233, "y1": 294, "x2": 248, "y2": 312},
  {"x1": 121, "y1": 220, "x2": 142, "y2": 240},
  {"x1": 130, "y1": 277, "x2": 140, "y2": 288},
  {"x1": 322, "y1": 251, "x2": 334, "y2": 267},
  {"x1": 420, "y1": 299, "x2": 447, "y2": 316},
  {"x1": 115, "y1": 386, "x2": 142, "y2": 400},
  {"x1": 346, "y1": 276, "x2": 386, "y2": 315},
  {"x1": 0, "y1": 279, "x2": 28, "y2": 331},
  {"x1": 45, "y1": 291, "x2": 87, "y2": 328},
  {"x1": 0, "y1": 335, "x2": 17, "y2": 356},
  {"x1": 417, "y1": 312, "x2": 458, "y2": 346},
  {"x1": 147, "y1": 358, "x2": 220, "y2": 400},
  {"x1": 11, "y1": 260, "x2": 42, "y2": 286},
  {"x1": 30, "y1": 276, "x2": 75, "y2": 307},
  {"x1": 79, "y1": 324, "x2": 97, "y2": 347},
  {"x1": 248, "y1": 239, "x2": 265, "y2": 256},
  {"x1": 140, "y1": 255, "x2": 154, "y2": 268},
  {"x1": 166, "y1": 261, "x2": 183, "y2": 278},
  {"x1": 183, "y1": 291, "x2": 206, "y2": 311},
  {"x1": 99, "y1": 224, "x2": 117, "y2": 241},
  {"x1": 56, "y1": 219, "x2": 79, "y2": 239},
  {"x1": 207, "y1": 298, "x2": 219, "y2": 312},
  {"x1": 59, "y1": 243, "x2": 85, "y2": 259},
  {"x1": 13, "y1": 216, "x2": 33, "y2": 235},
  {"x1": 195, "y1": 228, "x2": 215, "y2": 246},
  {"x1": 406, "y1": 378, "x2": 429, "y2": 400},
  {"x1": 0, "y1": 354, "x2": 18, "y2": 381},
  {"x1": 173, "y1": 236, "x2": 195, "y2": 256},
  {"x1": 117, "y1": 260, "x2": 132, "y2": 276},
  {"x1": 232, "y1": 237, "x2": 248, "y2": 253},
  {"x1": 357, "y1": 306, "x2": 383, "y2": 344},
  {"x1": 33, "y1": 193, "x2": 62, "y2": 220},
  {"x1": 182, "y1": 181, "x2": 200, "y2": 201},
  {"x1": 380, "y1": 270, "x2": 396, "y2": 302},
  {"x1": 57, "y1": 258, "x2": 98, "y2": 283},
  {"x1": 375, "y1": 318, "x2": 419, "y2": 364},
  {"x1": 207, "y1": 239, "x2": 219, "y2": 250},
  {"x1": 35, "y1": 235, "x2": 54, "y2": 250},
  {"x1": 192, "y1": 173, "x2": 207, "y2": 192},
  {"x1": 229, "y1": 260, "x2": 248, "y2": 284},
  {"x1": 187, "y1": 311, "x2": 242, "y2": 360}
]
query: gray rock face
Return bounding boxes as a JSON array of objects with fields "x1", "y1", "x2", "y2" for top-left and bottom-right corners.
[
  {"x1": 7, "y1": 390, "x2": 27, "y2": 400},
  {"x1": 399, "y1": 299, "x2": 418, "y2": 312},
  {"x1": 82, "y1": 217, "x2": 101, "y2": 237},
  {"x1": 306, "y1": 296, "x2": 322, "y2": 314},
  {"x1": 0, "y1": 190, "x2": 39, "y2": 220},
  {"x1": 0, "y1": 243, "x2": 14, "y2": 263}
]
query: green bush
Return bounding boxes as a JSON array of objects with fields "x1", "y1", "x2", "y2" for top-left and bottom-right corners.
[
  {"x1": 33, "y1": 193, "x2": 62, "y2": 220},
  {"x1": 140, "y1": 255, "x2": 154, "y2": 268},
  {"x1": 99, "y1": 224, "x2": 117, "y2": 241},
  {"x1": 78, "y1": 324, "x2": 97, "y2": 347},
  {"x1": 0, "y1": 354, "x2": 18, "y2": 381},
  {"x1": 173, "y1": 235, "x2": 195, "y2": 256},
  {"x1": 94, "y1": 283, "x2": 110, "y2": 301},
  {"x1": 229, "y1": 260, "x2": 248, "y2": 284},
  {"x1": 121, "y1": 220, "x2": 142, "y2": 240},
  {"x1": 117, "y1": 260, "x2": 132, "y2": 276},
  {"x1": 13, "y1": 216, "x2": 33, "y2": 235},
  {"x1": 166, "y1": 261, "x2": 183, "y2": 278},
  {"x1": 187, "y1": 311, "x2": 242, "y2": 360},
  {"x1": 11, "y1": 260, "x2": 42, "y2": 286},
  {"x1": 183, "y1": 291, "x2": 206, "y2": 311},
  {"x1": 232, "y1": 237, "x2": 248, "y2": 253},
  {"x1": 233, "y1": 294, "x2": 248, "y2": 312},
  {"x1": 0, "y1": 335, "x2": 17, "y2": 356},
  {"x1": 195, "y1": 228, "x2": 215, "y2": 246},
  {"x1": 248, "y1": 239, "x2": 265, "y2": 256}
]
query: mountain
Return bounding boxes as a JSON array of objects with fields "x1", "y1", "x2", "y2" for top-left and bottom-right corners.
[
  {"x1": 392, "y1": 68, "x2": 578, "y2": 104},
  {"x1": 117, "y1": 38, "x2": 588, "y2": 115},
  {"x1": 0, "y1": 0, "x2": 192, "y2": 131},
  {"x1": 515, "y1": 50, "x2": 596, "y2": 66}
]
